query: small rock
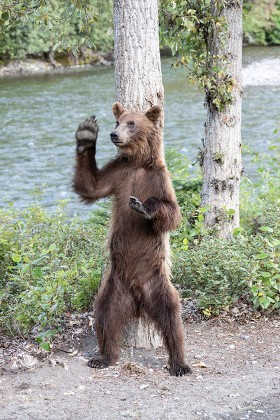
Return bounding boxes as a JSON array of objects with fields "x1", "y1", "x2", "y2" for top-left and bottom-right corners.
[
  {"x1": 64, "y1": 391, "x2": 75, "y2": 396},
  {"x1": 192, "y1": 361, "x2": 208, "y2": 368},
  {"x1": 240, "y1": 335, "x2": 250, "y2": 340},
  {"x1": 49, "y1": 359, "x2": 57, "y2": 368},
  {"x1": 139, "y1": 384, "x2": 149, "y2": 390}
]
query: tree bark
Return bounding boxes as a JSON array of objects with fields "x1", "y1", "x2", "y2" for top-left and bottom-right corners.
[
  {"x1": 113, "y1": 0, "x2": 163, "y2": 348},
  {"x1": 201, "y1": 0, "x2": 243, "y2": 239},
  {"x1": 113, "y1": 0, "x2": 164, "y2": 113}
]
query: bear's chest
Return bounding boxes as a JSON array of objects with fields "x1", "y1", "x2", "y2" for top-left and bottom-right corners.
[{"x1": 116, "y1": 168, "x2": 151, "y2": 203}]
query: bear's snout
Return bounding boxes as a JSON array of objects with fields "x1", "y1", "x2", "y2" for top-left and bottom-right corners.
[{"x1": 110, "y1": 132, "x2": 120, "y2": 144}]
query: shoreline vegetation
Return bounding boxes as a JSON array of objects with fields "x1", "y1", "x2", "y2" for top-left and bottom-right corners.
[
  {"x1": 1, "y1": 44, "x2": 280, "y2": 78},
  {"x1": 0, "y1": 50, "x2": 114, "y2": 78}
]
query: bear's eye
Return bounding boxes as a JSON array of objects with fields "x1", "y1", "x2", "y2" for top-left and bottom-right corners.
[
  {"x1": 127, "y1": 121, "x2": 135, "y2": 129},
  {"x1": 115, "y1": 121, "x2": 119, "y2": 128}
]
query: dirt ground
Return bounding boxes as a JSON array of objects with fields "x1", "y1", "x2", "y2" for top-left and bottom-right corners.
[{"x1": 0, "y1": 317, "x2": 279, "y2": 420}]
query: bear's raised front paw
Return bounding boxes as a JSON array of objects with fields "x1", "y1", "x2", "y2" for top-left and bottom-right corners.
[
  {"x1": 87, "y1": 356, "x2": 110, "y2": 369},
  {"x1": 169, "y1": 363, "x2": 192, "y2": 377},
  {"x1": 75, "y1": 115, "x2": 99, "y2": 154},
  {"x1": 129, "y1": 196, "x2": 151, "y2": 219}
]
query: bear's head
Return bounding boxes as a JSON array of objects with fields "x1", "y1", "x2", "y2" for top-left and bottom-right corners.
[{"x1": 110, "y1": 102, "x2": 163, "y2": 164}]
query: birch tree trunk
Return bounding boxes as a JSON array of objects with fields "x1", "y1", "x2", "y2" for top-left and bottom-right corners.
[
  {"x1": 113, "y1": 0, "x2": 163, "y2": 348},
  {"x1": 201, "y1": 0, "x2": 243, "y2": 239},
  {"x1": 113, "y1": 0, "x2": 164, "y2": 113}
]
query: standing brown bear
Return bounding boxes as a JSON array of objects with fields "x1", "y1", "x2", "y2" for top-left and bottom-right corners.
[{"x1": 73, "y1": 102, "x2": 191, "y2": 376}]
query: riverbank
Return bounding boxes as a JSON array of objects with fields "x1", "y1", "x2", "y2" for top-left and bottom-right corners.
[
  {"x1": 0, "y1": 51, "x2": 114, "y2": 78},
  {"x1": 1, "y1": 45, "x2": 280, "y2": 80}
]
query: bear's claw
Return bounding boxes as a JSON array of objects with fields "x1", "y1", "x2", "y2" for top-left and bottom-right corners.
[
  {"x1": 76, "y1": 115, "x2": 99, "y2": 154},
  {"x1": 169, "y1": 363, "x2": 192, "y2": 377},
  {"x1": 129, "y1": 196, "x2": 151, "y2": 219},
  {"x1": 87, "y1": 357, "x2": 110, "y2": 369}
]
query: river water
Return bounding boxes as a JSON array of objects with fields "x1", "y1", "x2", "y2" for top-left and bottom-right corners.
[{"x1": 0, "y1": 46, "x2": 279, "y2": 216}]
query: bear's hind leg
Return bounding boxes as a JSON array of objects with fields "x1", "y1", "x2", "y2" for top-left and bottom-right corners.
[
  {"x1": 88, "y1": 276, "x2": 134, "y2": 369},
  {"x1": 143, "y1": 280, "x2": 192, "y2": 377}
]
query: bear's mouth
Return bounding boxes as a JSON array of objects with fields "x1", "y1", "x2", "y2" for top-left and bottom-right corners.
[{"x1": 111, "y1": 139, "x2": 125, "y2": 146}]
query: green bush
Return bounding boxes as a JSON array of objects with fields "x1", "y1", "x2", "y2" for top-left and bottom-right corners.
[
  {"x1": 0, "y1": 0, "x2": 113, "y2": 60},
  {"x1": 1, "y1": 1, "x2": 280, "y2": 61},
  {"x1": 172, "y1": 223, "x2": 280, "y2": 314},
  {"x1": 243, "y1": 1, "x2": 280, "y2": 45},
  {"x1": 0, "y1": 198, "x2": 108, "y2": 341},
  {"x1": 170, "y1": 137, "x2": 280, "y2": 314},
  {"x1": 173, "y1": 237, "x2": 253, "y2": 311}
]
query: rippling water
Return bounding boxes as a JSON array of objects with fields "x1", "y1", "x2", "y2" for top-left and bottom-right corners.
[{"x1": 0, "y1": 46, "x2": 280, "y2": 215}]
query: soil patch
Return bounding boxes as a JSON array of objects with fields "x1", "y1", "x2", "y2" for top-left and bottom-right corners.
[{"x1": 0, "y1": 317, "x2": 279, "y2": 419}]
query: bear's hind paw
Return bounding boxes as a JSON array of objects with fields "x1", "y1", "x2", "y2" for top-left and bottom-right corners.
[
  {"x1": 169, "y1": 363, "x2": 192, "y2": 377},
  {"x1": 87, "y1": 357, "x2": 110, "y2": 369}
]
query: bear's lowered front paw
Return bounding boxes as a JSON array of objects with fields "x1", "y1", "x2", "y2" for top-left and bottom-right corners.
[
  {"x1": 75, "y1": 115, "x2": 99, "y2": 155},
  {"x1": 129, "y1": 196, "x2": 151, "y2": 219}
]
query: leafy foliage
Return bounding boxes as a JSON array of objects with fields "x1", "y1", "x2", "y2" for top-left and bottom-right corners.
[
  {"x1": 1, "y1": 1, "x2": 280, "y2": 61},
  {"x1": 0, "y1": 0, "x2": 113, "y2": 59},
  {"x1": 167, "y1": 141, "x2": 280, "y2": 313},
  {"x1": 159, "y1": 0, "x2": 237, "y2": 111},
  {"x1": 243, "y1": 0, "x2": 280, "y2": 45},
  {"x1": 0, "y1": 197, "x2": 108, "y2": 338}
]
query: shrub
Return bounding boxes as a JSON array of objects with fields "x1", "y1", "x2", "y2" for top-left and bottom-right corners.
[
  {"x1": 170, "y1": 136, "x2": 280, "y2": 313},
  {"x1": 173, "y1": 236, "x2": 253, "y2": 311},
  {"x1": 0, "y1": 198, "x2": 108, "y2": 340}
]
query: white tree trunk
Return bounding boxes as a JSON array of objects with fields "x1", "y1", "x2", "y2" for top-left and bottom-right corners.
[
  {"x1": 113, "y1": 0, "x2": 163, "y2": 348},
  {"x1": 113, "y1": 0, "x2": 164, "y2": 112},
  {"x1": 201, "y1": 1, "x2": 243, "y2": 239}
]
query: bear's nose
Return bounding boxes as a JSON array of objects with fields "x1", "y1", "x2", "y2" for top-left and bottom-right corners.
[{"x1": 110, "y1": 132, "x2": 119, "y2": 143}]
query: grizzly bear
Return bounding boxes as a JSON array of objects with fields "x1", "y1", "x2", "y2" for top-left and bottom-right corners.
[{"x1": 73, "y1": 103, "x2": 191, "y2": 376}]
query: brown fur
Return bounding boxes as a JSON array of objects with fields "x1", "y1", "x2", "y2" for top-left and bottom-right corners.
[{"x1": 73, "y1": 103, "x2": 191, "y2": 376}]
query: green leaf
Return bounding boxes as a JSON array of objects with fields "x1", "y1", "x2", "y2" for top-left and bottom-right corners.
[
  {"x1": 12, "y1": 254, "x2": 21, "y2": 263},
  {"x1": 48, "y1": 243, "x2": 57, "y2": 252},
  {"x1": 255, "y1": 253, "x2": 268, "y2": 259},
  {"x1": 32, "y1": 267, "x2": 43, "y2": 278},
  {"x1": 259, "y1": 296, "x2": 274, "y2": 309},
  {"x1": 233, "y1": 227, "x2": 243, "y2": 236},
  {"x1": 39, "y1": 341, "x2": 51, "y2": 351},
  {"x1": 259, "y1": 226, "x2": 273, "y2": 233},
  {"x1": 2, "y1": 11, "x2": 10, "y2": 21},
  {"x1": 260, "y1": 271, "x2": 271, "y2": 279},
  {"x1": 226, "y1": 208, "x2": 235, "y2": 216}
]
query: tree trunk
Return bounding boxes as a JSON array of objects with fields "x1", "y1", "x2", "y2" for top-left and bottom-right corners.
[
  {"x1": 201, "y1": 0, "x2": 243, "y2": 239},
  {"x1": 113, "y1": 0, "x2": 163, "y2": 348},
  {"x1": 113, "y1": 0, "x2": 164, "y2": 113}
]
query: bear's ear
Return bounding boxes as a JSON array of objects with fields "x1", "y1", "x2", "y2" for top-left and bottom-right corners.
[
  {"x1": 145, "y1": 105, "x2": 162, "y2": 125},
  {"x1": 112, "y1": 102, "x2": 126, "y2": 119}
]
